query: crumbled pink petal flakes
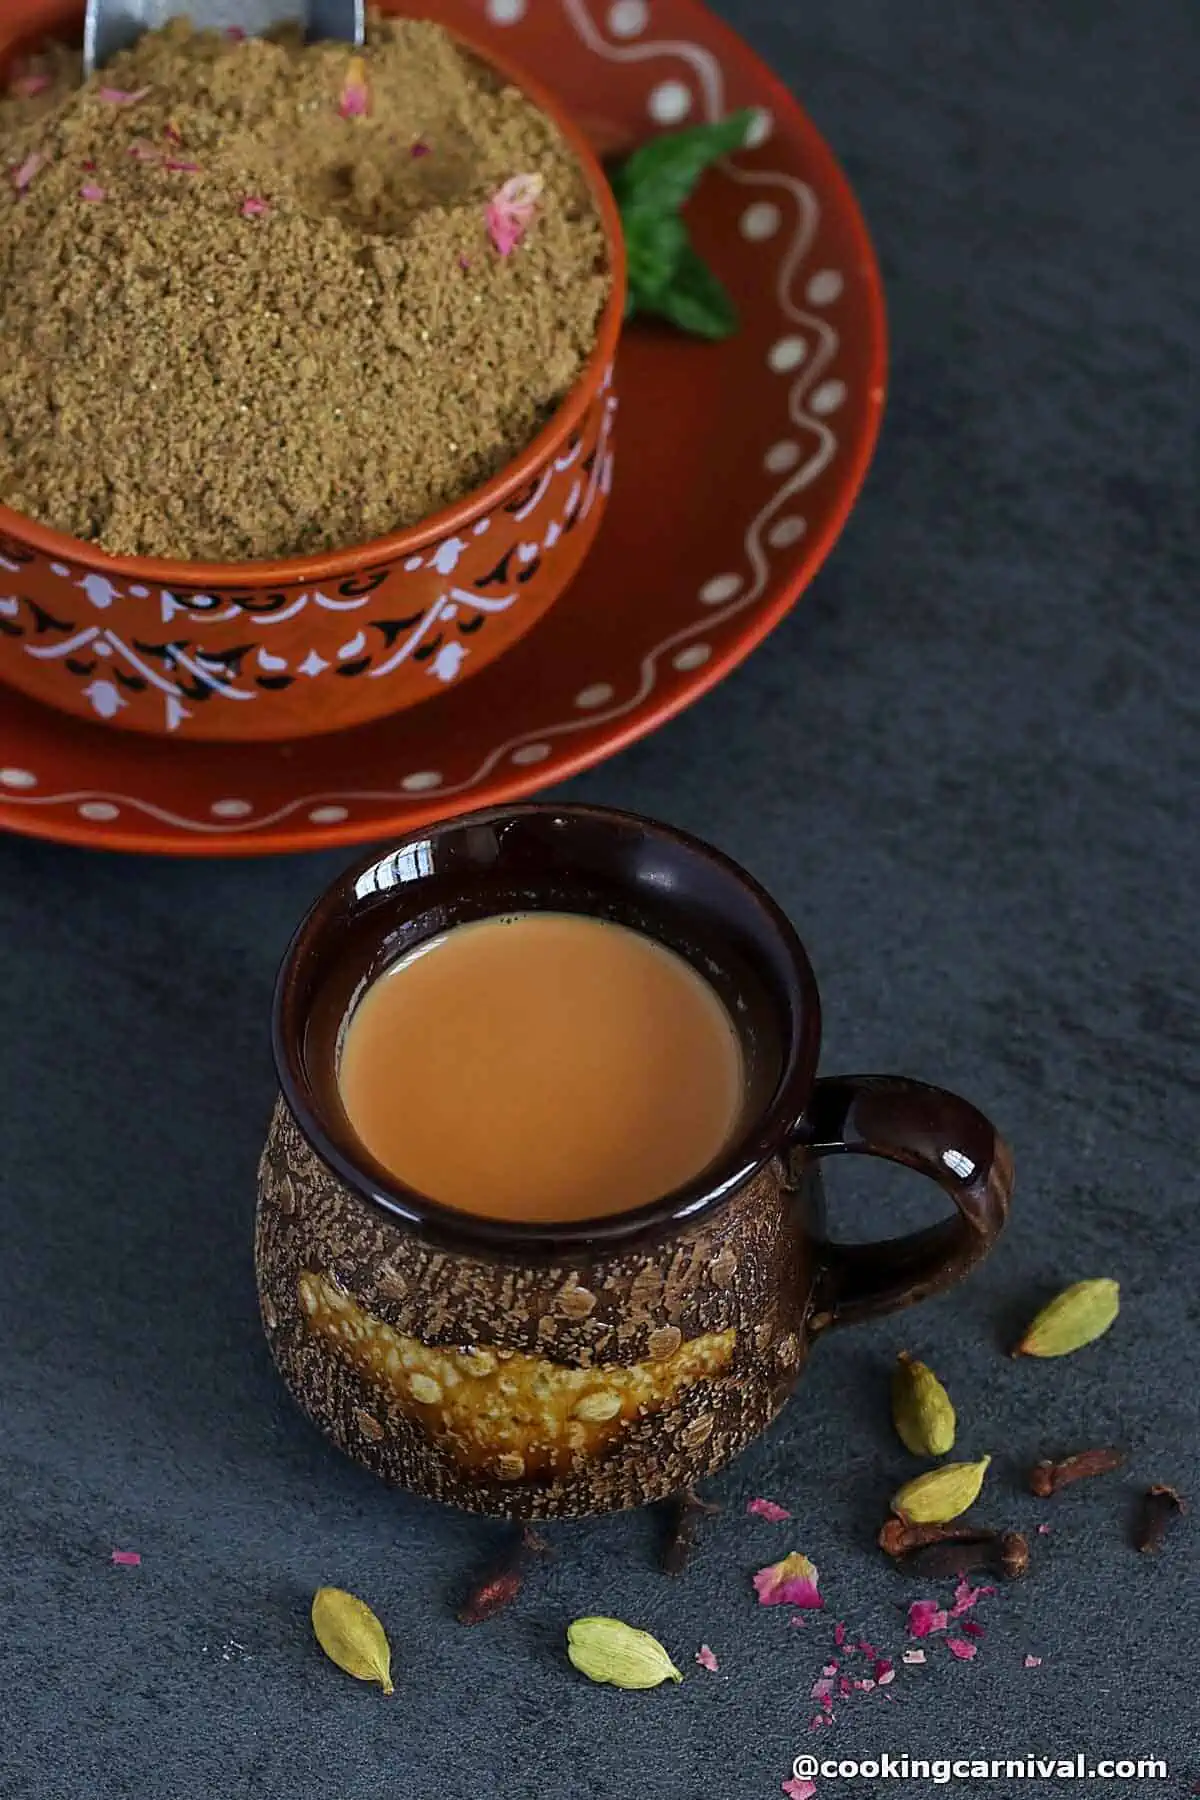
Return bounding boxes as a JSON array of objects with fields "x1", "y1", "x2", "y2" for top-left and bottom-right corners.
[
  {"x1": 821, "y1": 1663, "x2": 838, "y2": 1677},
  {"x1": 810, "y1": 1675, "x2": 835, "y2": 1701},
  {"x1": 164, "y1": 159, "x2": 201, "y2": 173},
  {"x1": 98, "y1": 86, "x2": 151, "y2": 104},
  {"x1": 695, "y1": 1644, "x2": 718, "y2": 1672},
  {"x1": 339, "y1": 58, "x2": 370, "y2": 119},
  {"x1": 875, "y1": 1658, "x2": 896, "y2": 1685},
  {"x1": 837, "y1": 1675, "x2": 853, "y2": 1697},
  {"x1": 12, "y1": 151, "x2": 46, "y2": 194},
  {"x1": 961, "y1": 1621, "x2": 985, "y2": 1639},
  {"x1": 12, "y1": 72, "x2": 52, "y2": 98},
  {"x1": 782, "y1": 1780, "x2": 817, "y2": 1800},
  {"x1": 80, "y1": 183, "x2": 107, "y2": 201},
  {"x1": 903, "y1": 1649, "x2": 927, "y2": 1665},
  {"x1": 241, "y1": 196, "x2": 270, "y2": 217},
  {"x1": 833, "y1": 1621, "x2": 846, "y2": 1647},
  {"x1": 907, "y1": 1600, "x2": 949, "y2": 1639},
  {"x1": 1024, "y1": 1654, "x2": 1043, "y2": 1668},
  {"x1": 226, "y1": 24, "x2": 247, "y2": 38},
  {"x1": 856, "y1": 1640, "x2": 879, "y2": 1659},
  {"x1": 411, "y1": 139, "x2": 431, "y2": 157},
  {"x1": 753, "y1": 1552, "x2": 823, "y2": 1610},
  {"x1": 853, "y1": 1678, "x2": 876, "y2": 1692},
  {"x1": 486, "y1": 171, "x2": 544, "y2": 257},
  {"x1": 128, "y1": 141, "x2": 160, "y2": 162},
  {"x1": 950, "y1": 1577, "x2": 996, "y2": 1617},
  {"x1": 1037, "y1": 1523, "x2": 1052, "y2": 1535},
  {"x1": 748, "y1": 1498, "x2": 792, "y2": 1522},
  {"x1": 111, "y1": 1549, "x2": 141, "y2": 1566},
  {"x1": 946, "y1": 1637, "x2": 978, "y2": 1661}
]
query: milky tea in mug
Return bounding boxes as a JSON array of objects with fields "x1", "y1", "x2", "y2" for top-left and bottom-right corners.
[{"x1": 336, "y1": 911, "x2": 747, "y2": 1223}]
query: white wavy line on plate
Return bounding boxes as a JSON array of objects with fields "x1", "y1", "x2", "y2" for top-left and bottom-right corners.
[{"x1": 0, "y1": 0, "x2": 842, "y2": 835}]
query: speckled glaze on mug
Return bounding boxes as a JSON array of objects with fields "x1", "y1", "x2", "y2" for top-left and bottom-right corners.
[
  {"x1": 0, "y1": 3, "x2": 625, "y2": 743},
  {"x1": 256, "y1": 805, "x2": 1013, "y2": 1519}
]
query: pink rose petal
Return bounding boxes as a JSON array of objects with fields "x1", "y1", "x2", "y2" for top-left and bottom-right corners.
[
  {"x1": 1024, "y1": 1654, "x2": 1043, "y2": 1668},
  {"x1": 11, "y1": 72, "x2": 52, "y2": 98},
  {"x1": 853, "y1": 1678, "x2": 876, "y2": 1692},
  {"x1": 163, "y1": 159, "x2": 201, "y2": 173},
  {"x1": 753, "y1": 1552, "x2": 823, "y2": 1610},
  {"x1": 80, "y1": 182, "x2": 107, "y2": 201},
  {"x1": 411, "y1": 139, "x2": 431, "y2": 158},
  {"x1": 98, "y1": 86, "x2": 151, "y2": 105},
  {"x1": 875, "y1": 1658, "x2": 896, "y2": 1685},
  {"x1": 810, "y1": 1675, "x2": 835, "y2": 1701},
  {"x1": 903, "y1": 1649, "x2": 927, "y2": 1665},
  {"x1": 12, "y1": 150, "x2": 46, "y2": 194},
  {"x1": 908, "y1": 1600, "x2": 950, "y2": 1638},
  {"x1": 226, "y1": 24, "x2": 247, "y2": 38},
  {"x1": 946, "y1": 1636, "x2": 978, "y2": 1661},
  {"x1": 783, "y1": 1781, "x2": 817, "y2": 1800},
  {"x1": 695, "y1": 1644, "x2": 718, "y2": 1672},
  {"x1": 856, "y1": 1640, "x2": 879, "y2": 1659},
  {"x1": 748, "y1": 1498, "x2": 792, "y2": 1522},
  {"x1": 961, "y1": 1621, "x2": 985, "y2": 1639},
  {"x1": 339, "y1": 58, "x2": 370, "y2": 119},
  {"x1": 1037, "y1": 1523, "x2": 1052, "y2": 1535},
  {"x1": 833, "y1": 1622, "x2": 846, "y2": 1647},
  {"x1": 241, "y1": 196, "x2": 270, "y2": 218},
  {"x1": 950, "y1": 1577, "x2": 996, "y2": 1617},
  {"x1": 485, "y1": 171, "x2": 544, "y2": 257},
  {"x1": 788, "y1": 1614, "x2": 808, "y2": 1627},
  {"x1": 111, "y1": 1549, "x2": 141, "y2": 1566},
  {"x1": 127, "y1": 142, "x2": 161, "y2": 162},
  {"x1": 836, "y1": 1675, "x2": 853, "y2": 1697}
]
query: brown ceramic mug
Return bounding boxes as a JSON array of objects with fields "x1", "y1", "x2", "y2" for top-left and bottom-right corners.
[{"x1": 257, "y1": 804, "x2": 1012, "y2": 1519}]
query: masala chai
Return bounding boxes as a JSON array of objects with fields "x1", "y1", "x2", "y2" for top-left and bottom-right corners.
[{"x1": 336, "y1": 912, "x2": 745, "y2": 1222}]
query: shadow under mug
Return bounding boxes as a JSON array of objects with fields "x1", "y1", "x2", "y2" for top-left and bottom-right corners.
[{"x1": 257, "y1": 804, "x2": 1013, "y2": 1519}]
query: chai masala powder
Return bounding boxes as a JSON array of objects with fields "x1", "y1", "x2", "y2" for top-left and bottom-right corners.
[{"x1": 0, "y1": 17, "x2": 611, "y2": 562}]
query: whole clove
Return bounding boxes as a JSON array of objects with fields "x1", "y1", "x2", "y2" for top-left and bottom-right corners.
[
  {"x1": 458, "y1": 1525, "x2": 549, "y2": 1624},
  {"x1": 878, "y1": 1517, "x2": 1029, "y2": 1580},
  {"x1": 661, "y1": 1485, "x2": 721, "y2": 1575},
  {"x1": 1029, "y1": 1447, "x2": 1126, "y2": 1496},
  {"x1": 1135, "y1": 1485, "x2": 1185, "y2": 1554}
]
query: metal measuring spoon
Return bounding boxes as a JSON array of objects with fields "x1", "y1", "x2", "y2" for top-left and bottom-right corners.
[{"x1": 83, "y1": 0, "x2": 364, "y2": 77}]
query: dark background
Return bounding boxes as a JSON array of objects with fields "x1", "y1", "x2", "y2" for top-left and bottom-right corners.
[{"x1": 2, "y1": 0, "x2": 1197, "y2": 1794}]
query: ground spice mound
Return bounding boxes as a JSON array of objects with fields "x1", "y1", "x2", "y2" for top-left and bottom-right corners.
[{"x1": 0, "y1": 18, "x2": 610, "y2": 561}]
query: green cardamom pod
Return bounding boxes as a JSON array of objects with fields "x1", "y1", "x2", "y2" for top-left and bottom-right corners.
[
  {"x1": 891, "y1": 1455, "x2": 991, "y2": 1524},
  {"x1": 1012, "y1": 1279, "x2": 1120, "y2": 1358},
  {"x1": 567, "y1": 1616, "x2": 683, "y2": 1689},
  {"x1": 891, "y1": 1351, "x2": 956, "y2": 1457},
  {"x1": 311, "y1": 1586, "x2": 394, "y2": 1695}
]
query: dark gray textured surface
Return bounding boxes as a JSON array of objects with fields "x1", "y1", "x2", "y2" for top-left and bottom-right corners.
[{"x1": 2, "y1": 0, "x2": 1197, "y2": 1794}]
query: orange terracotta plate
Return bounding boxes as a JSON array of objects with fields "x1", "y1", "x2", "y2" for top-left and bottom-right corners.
[{"x1": 0, "y1": 0, "x2": 886, "y2": 856}]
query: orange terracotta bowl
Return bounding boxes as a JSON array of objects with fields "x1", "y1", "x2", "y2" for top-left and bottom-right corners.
[{"x1": 0, "y1": 3, "x2": 625, "y2": 742}]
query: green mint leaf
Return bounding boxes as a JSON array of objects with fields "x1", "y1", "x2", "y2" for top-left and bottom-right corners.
[
  {"x1": 622, "y1": 207, "x2": 688, "y2": 308},
  {"x1": 637, "y1": 242, "x2": 739, "y2": 340},
  {"x1": 611, "y1": 107, "x2": 757, "y2": 217}
]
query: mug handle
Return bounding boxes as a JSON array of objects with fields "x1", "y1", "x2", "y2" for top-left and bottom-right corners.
[{"x1": 795, "y1": 1075, "x2": 1013, "y2": 1334}]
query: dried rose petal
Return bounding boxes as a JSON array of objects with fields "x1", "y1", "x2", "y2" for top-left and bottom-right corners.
[
  {"x1": 695, "y1": 1644, "x2": 718, "y2": 1672},
  {"x1": 856, "y1": 1640, "x2": 879, "y2": 1659},
  {"x1": 80, "y1": 183, "x2": 107, "y2": 202},
  {"x1": 961, "y1": 1621, "x2": 985, "y2": 1639},
  {"x1": 12, "y1": 150, "x2": 46, "y2": 194},
  {"x1": 111, "y1": 1549, "x2": 141, "y2": 1566},
  {"x1": 11, "y1": 72, "x2": 52, "y2": 98},
  {"x1": 753, "y1": 1552, "x2": 823, "y2": 1610},
  {"x1": 411, "y1": 138, "x2": 431, "y2": 158},
  {"x1": 810, "y1": 1674, "x2": 835, "y2": 1701},
  {"x1": 1024, "y1": 1654, "x2": 1042, "y2": 1668},
  {"x1": 127, "y1": 141, "x2": 160, "y2": 162},
  {"x1": 836, "y1": 1675, "x2": 852, "y2": 1697},
  {"x1": 907, "y1": 1600, "x2": 949, "y2": 1638},
  {"x1": 339, "y1": 57, "x2": 370, "y2": 119},
  {"x1": 946, "y1": 1636, "x2": 977, "y2": 1661},
  {"x1": 853, "y1": 1677, "x2": 876, "y2": 1692},
  {"x1": 98, "y1": 86, "x2": 151, "y2": 105},
  {"x1": 163, "y1": 160, "x2": 201, "y2": 174},
  {"x1": 833, "y1": 1621, "x2": 846, "y2": 1647},
  {"x1": 163, "y1": 120, "x2": 183, "y2": 144},
  {"x1": 902, "y1": 1648, "x2": 927, "y2": 1665},
  {"x1": 950, "y1": 1576, "x2": 995, "y2": 1616},
  {"x1": 782, "y1": 1780, "x2": 817, "y2": 1800},
  {"x1": 226, "y1": 24, "x2": 247, "y2": 38},
  {"x1": 485, "y1": 171, "x2": 545, "y2": 257},
  {"x1": 874, "y1": 1657, "x2": 896, "y2": 1685},
  {"x1": 1037, "y1": 1523, "x2": 1052, "y2": 1535},
  {"x1": 748, "y1": 1498, "x2": 792, "y2": 1522},
  {"x1": 241, "y1": 196, "x2": 270, "y2": 218}
]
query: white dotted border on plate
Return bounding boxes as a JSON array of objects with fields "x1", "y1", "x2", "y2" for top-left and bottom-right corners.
[{"x1": 2, "y1": 0, "x2": 870, "y2": 838}]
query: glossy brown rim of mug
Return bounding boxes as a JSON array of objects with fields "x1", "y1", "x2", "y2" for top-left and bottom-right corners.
[
  {"x1": 0, "y1": 5, "x2": 627, "y2": 586},
  {"x1": 272, "y1": 804, "x2": 822, "y2": 1257}
]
